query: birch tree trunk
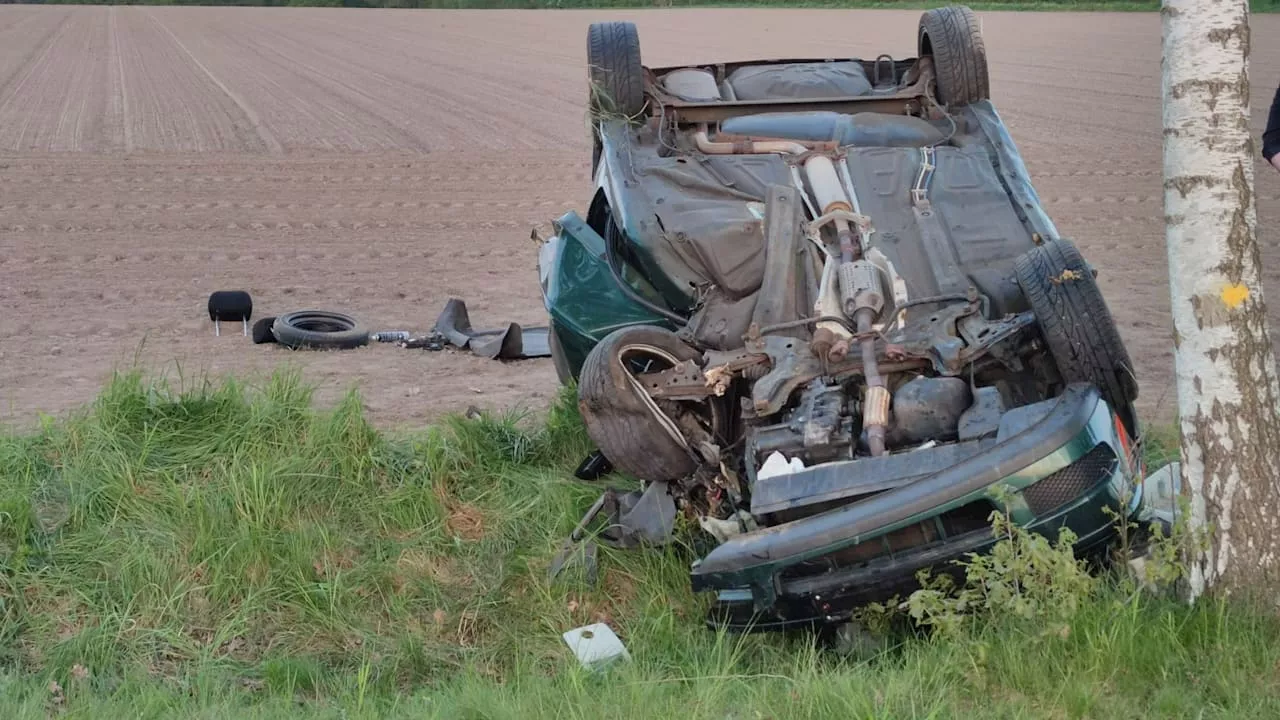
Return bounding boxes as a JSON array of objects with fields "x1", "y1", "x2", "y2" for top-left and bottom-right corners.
[{"x1": 1163, "y1": 0, "x2": 1280, "y2": 602}]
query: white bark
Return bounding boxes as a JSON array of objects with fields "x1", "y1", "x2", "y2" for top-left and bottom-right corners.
[{"x1": 1163, "y1": 0, "x2": 1280, "y2": 602}]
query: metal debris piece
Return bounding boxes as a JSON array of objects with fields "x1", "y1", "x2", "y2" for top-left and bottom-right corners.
[
  {"x1": 574, "y1": 450, "x2": 614, "y2": 481},
  {"x1": 548, "y1": 482, "x2": 680, "y2": 585},
  {"x1": 699, "y1": 510, "x2": 758, "y2": 544},
  {"x1": 431, "y1": 297, "x2": 552, "y2": 360},
  {"x1": 401, "y1": 331, "x2": 447, "y2": 351},
  {"x1": 548, "y1": 538, "x2": 599, "y2": 587},
  {"x1": 704, "y1": 363, "x2": 733, "y2": 396}
]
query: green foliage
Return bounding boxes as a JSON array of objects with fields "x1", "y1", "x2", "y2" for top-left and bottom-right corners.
[
  {"x1": 902, "y1": 511, "x2": 1097, "y2": 638},
  {"x1": 1, "y1": 372, "x2": 1280, "y2": 717}
]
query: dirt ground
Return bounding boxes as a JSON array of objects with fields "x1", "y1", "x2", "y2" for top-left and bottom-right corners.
[{"x1": 4, "y1": 6, "x2": 1280, "y2": 430}]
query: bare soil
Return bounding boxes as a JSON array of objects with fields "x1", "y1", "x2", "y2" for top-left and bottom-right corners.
[{"x1": 4, "y1": 6, "x2": 1280, "y2": 429}]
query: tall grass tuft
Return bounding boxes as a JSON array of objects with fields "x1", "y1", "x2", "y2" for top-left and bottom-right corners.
[{"x1": 2, "y1": 369, "x2": 1280, "y2": 717}]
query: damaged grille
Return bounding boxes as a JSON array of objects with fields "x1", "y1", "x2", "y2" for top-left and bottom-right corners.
[
  {"x1": 1020, "y1": 443, "x2": 1117, "y2": 517},
  {"x1": 778, "y1": 499, "x2": 999, "y2": 580}
]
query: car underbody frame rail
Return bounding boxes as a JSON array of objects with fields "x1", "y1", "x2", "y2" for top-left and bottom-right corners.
[{"x1": 638, "y1": 305, "x2": 1039, "y2": 410}]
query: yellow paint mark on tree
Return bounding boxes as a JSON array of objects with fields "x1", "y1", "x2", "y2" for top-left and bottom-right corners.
[{"x1": 1221, "y1": 283, "x2": 1250, "y2": 309}]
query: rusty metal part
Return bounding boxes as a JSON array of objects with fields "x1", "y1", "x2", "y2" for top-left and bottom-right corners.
[
  {"x1": 890, "y1": 300, "x2": 1035, "y2": 375},
  {"x1": 810, "y1": 326, "x2": 836, "y2": 362},
  {"x1": 813, "y1": 254, "x2": 853, "y2": 361},
  {"x1": 712, "y1": 132, "x2": 840, "y2": 153},
  {"x1": 864, "y1": 385, "x2": 891, "y2": 429},
  {"x1": 646, "y1": 56, "x2": 936, "y2": 126},
  {"x1": 640, "y1": 349, "x2": 768, "y2": 401},
  {"x1": 855, "y1": 308, "x2": 889, "y2": 456},
  {"x1": 828, "y1": 338, "x2": 850, "y2": 364},
  {"x1": 839, "y1": 259, "x2": 886, "y2": 321},
  {"x1": 760, "y1": 315, "x2": 856, "y2": 336},
  {"x1": 693, "y1": 128, "x2": 808, "y2": 156},
  {"x1": 640, "y1": 303, "x2": 1039, "y2": 421}
]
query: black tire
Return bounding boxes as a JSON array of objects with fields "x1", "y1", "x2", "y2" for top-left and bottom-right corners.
[
  {"x1": 577, "y1": 325, "x2": 704, "y2": 482},
  {"x1": 1014, "y1": 239, "x2": 1138, "y2": 418},
  {"x1": 587, "y1": 21, "x2": 645, "y2": 174},
  {"x1": 918, "y1": 6, "x2": 990, "y2": 106},
  {"x1": 252, "y1": 316, "x2": 277, "y2": 345},
  {"x1": 271, "y1": 310, "x2": 369, "y2": 351},
  {"x1": 587, "y1": 22, "x2": 645, "y2": 121}
]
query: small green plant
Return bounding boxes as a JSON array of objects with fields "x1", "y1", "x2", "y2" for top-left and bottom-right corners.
[
  {"x1": 902, "y1": 509, "x2": 1096, "y2": 639},
  {"x1": 1128, "y1": 493, "x2": 1213, "y2": 597}
]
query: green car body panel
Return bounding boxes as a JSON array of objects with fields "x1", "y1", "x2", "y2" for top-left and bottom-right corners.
[{"x1": 539, "y1": 208, "x2": 675, "y2": 378}]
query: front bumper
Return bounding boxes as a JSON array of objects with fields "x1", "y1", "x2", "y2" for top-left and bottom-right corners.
[{"x1": 691, "y1": 383, "x2": 1141, "y2": 631}]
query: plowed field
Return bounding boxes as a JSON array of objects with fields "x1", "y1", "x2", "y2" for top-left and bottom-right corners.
[{"x1": 4, "y1": 6, "x2": 1280, "y2": 427}]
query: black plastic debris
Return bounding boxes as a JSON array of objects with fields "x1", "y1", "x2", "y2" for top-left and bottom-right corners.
[
  {"x1": 430, "y1": 297, "x2": 551, "y2": 360},
  {"x1": 574, "y1": 450, "x2": 614, "y2": 481}
]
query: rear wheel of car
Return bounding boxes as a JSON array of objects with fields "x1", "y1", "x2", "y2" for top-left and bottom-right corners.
[
  {"x1": 918, "y1": 5, "x2": 990, "y2": 106},
  {"x1": 1014, "y1": 239, "x2": 1138, "y2": 425},
  {"x1": 577, "y1": 325, "x2": 712, "y2": 483},
  {"x1": 587, "y1": 21, "x2": 645, "y2": 120},
  {"x1": 587, "y1": 21, "x2": 645, "y2": 174}
]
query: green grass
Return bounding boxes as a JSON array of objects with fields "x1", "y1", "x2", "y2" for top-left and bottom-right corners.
[{"x1": 1, "y1": 367, "x2": 1279, "y2": 718}]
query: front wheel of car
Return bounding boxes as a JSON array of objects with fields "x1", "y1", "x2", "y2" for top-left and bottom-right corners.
[
  {"x1": 577, "y1": 325, "x2": 713, "y2": 483},
  {"x1": 1014, "y1": 239, "x2": 1139, "y2": 425}
]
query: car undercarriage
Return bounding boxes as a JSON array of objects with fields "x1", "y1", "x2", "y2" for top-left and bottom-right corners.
[{"x1": 538, "y1": 7, "x2": 1148, "y2": 633}]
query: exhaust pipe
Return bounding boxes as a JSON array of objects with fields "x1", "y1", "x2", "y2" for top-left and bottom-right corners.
[
  {"x1": 692, "y1": 129, "x2": 808, "y2": 156},
  {"x1": 689, "y1": 128, "x2": 891, "y2": 456},
  {"x1": 801, "y1": 156, "x2": 890, "y2": 457}
]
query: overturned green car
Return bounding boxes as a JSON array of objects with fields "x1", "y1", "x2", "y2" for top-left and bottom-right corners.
[{"x1": 537, "y1": 7, "x2": 1149, "y2": 632}]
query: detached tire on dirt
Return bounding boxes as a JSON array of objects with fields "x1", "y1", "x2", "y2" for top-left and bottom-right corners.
[
  {"x1": 271, "y1": 310, "x2": 369, "y2": 351},
  {"x1": 918, "y1": 6, "x2": 990, "y2": 106},
  {"x1": 577, "y1": 325, "x2": 705, "y2": 483},
  {"x1": 1014, "y1": 239, "x2": 1138, "y2": 423}
]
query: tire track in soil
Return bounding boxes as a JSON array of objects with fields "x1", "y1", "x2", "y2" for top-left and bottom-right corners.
[
  {"x1": 0, "y1": 8, "x2": 65, "y2": 93},
  {"x1": 107, "y1": 8, "x2": 272, "y2": 153},
  {"x1": 0, "y1": 10, "x2": 76, "y2": 152},
  {"x1": 48, "y1": 8, "x2": 110, "y2": 153},
  {"x1": 144, "y1": 8, "x2": 283, "y2": 155},
  {"x1": 0, "y1": 8, "x2": 71, "y2": 101},
  {"x1": 185, "y1": 11, "x2": 431, "y2": 152},
  {"x1": 233, "y1": 19, "x2": 441, "y2": 151},
  {"x1": 7, "y1": 7, "x2": 1280, "y2": 428},
  {"x1": 108, "y1": 7, "x2": 133, "y2": 152}
]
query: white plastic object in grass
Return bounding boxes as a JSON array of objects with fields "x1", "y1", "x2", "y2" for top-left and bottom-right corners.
[{"x1": 562, "y1": 623, "x2": 630, "y2": 670}]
